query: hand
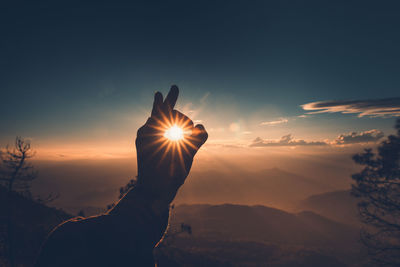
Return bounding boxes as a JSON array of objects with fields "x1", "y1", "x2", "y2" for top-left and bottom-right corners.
[{"x1": 135, "y1": 85, "x2": 208, "y2": 204}]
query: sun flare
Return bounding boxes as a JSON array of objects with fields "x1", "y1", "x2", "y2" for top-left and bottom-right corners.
[
  {"x1": 149, "y1": 113, "x2": 200, "y2": 167},
  {"x1": 164, "y1": 125, "x2": 184, "y2": 141}
]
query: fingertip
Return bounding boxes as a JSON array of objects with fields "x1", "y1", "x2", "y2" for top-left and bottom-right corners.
[
  {"x1": 152, "y1": 91, "x2": 163, "y2": 116},
  {"x1": 195, "y1": 124, "x2": 205, "y2": 131},
  {"x1": 193, "y1": 124, "x2": 208, "y2": 142},
  {"x1": 155, "y1": 91, "x2": 163, "y2": 103},
  {"x1": 170, "y1": 85, "x2": 179, "y2": 94},
  {"x1": 165, "y1": 85, "x2": 179, "y2": 109}
]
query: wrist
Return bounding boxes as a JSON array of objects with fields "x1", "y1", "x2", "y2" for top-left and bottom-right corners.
[
  {"x1": 136, "y1": 173, "x2": 180, "y2": 204},
  {"x1": 134, "y1": 181, "x2": 171, "y2": 216}
]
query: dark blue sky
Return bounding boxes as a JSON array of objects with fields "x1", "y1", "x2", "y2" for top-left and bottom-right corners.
[{"x1": 1, "y1": 1, "x2": 400, "y2": 151}]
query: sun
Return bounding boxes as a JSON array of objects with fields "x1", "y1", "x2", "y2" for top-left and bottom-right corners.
[{"x1": 164, "y1": 125, "x2": 184, "y2": 141}]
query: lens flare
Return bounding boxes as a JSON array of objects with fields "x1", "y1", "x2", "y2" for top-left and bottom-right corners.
[
  {"x1": 145, "y1": 111, "x2": 202, "y2": 172},
  {"x1": 164, "y1": 125, "x2": 184, "y2": 141}
]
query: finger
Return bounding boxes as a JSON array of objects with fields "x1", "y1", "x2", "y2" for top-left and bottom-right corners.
[
  {"x1": 151, "y1": 91, "x2": 163, "y2": 117},
  {"x1": 172, "y1": 110, "x2": 194, "y2": 130},
  {"x1": 190, "y1": 124, "x2": 208, "y2": 150},
  {"x1": 137, "y1": 117, "x2": 157, "y2": 137},
  {"x1": 163, "y1": 85, "x2": 179, "y2": 111},
  {"x1": 185, "y1": 124, "x2": 207, "y2": 157}
]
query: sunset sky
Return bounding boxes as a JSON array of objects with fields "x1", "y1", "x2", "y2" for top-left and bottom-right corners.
[{"x1": 1, "y1": 0, "x2": 400, "y2": 160}]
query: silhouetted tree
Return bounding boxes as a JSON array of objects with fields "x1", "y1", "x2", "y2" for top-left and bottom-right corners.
[
  {"x1": 0, "y1": 137, "x2": 37, "y2": 197},
  {"x1": 351, "y1": 119, "x2": 400, "y2": 266},
  {"x1": 118, "y1": 178, "x2": 137, "y2": 199},
  {"x1": 0, "y1": 137, "x2": 58, "y2": 203},
  {"x1": 0, "y1": 137, "x2": 58, "y2": 266},
  {"x1": 0, "y1": 137, "x2": 37, "y2": 267}
]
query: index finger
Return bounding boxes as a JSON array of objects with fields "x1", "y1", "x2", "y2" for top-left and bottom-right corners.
[
  {"x1": 151, "y1": 91, "x2": 163, "y2": 117},
  {"x1": 163, "y1": 85, "x2": 179, "y2": 111}
]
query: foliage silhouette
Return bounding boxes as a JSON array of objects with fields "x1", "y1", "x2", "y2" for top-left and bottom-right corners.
[
  {"x1": 0, "y1": 137, "x2": 37, "y2": 197},
  {"x1": 351, "y1": 118, "x2": 400, "y2": 266},
  {"x1": 106, "y1": 177, "x2": 137, "y2": 210},
  {"x1": 0, "y1": 137, "x2": 56, "y2": 267},
  {"x1": 0, "y1": 137, "x2": 58, "y2": 204}
]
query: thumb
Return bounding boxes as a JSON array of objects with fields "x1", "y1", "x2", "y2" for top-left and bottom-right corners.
[{"x1": 189, "y1": 124, "x2": 208, "y2": 153}]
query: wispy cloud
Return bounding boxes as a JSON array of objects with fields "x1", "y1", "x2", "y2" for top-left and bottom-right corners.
[
  {"x1": 297, "y1": 114, "x2": 309, "y2": 118},
  {"x1": 200, "y1": 92, "x2": 210, "y2": 104},
  {"x1": 260, "y1": 118, "x2": 288, "y2": 126},
  {"x1": 250, "y1": 134, "x2": 328, "y2": 147},
  {"x1": 301, "y1": 97, "x2": 400, "y2": 117},
  {"x1": 334, "y1": 129, "x2": 384, "y2": 144}
]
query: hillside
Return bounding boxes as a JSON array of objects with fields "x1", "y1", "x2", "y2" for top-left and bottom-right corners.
[
  {"x1": 164, "y1": 204, "x2": 365, "y2": 266},
  {"x1": 157, "y1": 238, "x2": 347, "y2": 267},
  {"x1": 171, "y1": 204, "x2": 357, "y2": 247},
  {"x1": 0, "y1": 186, "x2": 72, "y2": 267},
  {"x1": 1, "y1": 186, "x2": 367, "y2": 266},
  {"x1": 299, "y1": 190, "x2": 360, "y2": 226}
]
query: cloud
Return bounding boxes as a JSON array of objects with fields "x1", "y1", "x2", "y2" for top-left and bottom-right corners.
[
  {"x1": 334, "y1": 129, "x2": 384, "y2": 144},
  {"x1": 260, "y1": 118, "x2": 288, "y2": 126},
  {"x1": 250, "y1": 134, "x2": 328, "y2": 147},
  {"x1": 200, "y1": 92, "x2": 210, "y2": 104},
  {"x1": 297, "y1": 114, "x2": 309, "y2": 118},
  {"x1": 301, "y1": 97, "x2": 400, "y2": 117},
  {"x1": 251, "y1": 130, "x2": 385, "y2": 147}
]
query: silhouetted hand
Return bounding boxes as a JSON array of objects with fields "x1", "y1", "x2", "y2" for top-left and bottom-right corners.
[{"x1": 135, "y1": 85, "x2": 207, "y2": 205}]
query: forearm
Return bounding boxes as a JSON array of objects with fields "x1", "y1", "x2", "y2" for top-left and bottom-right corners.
[
  {"x1": 107, "y1": 184, "x2": 171, "y2": 247},
  {"x1": 36, "y1": 186, "x2": 171, "y2": 267}
]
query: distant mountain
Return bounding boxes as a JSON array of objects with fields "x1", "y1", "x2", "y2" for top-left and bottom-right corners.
[
  {"x1": 0, "y1": 186, "x2": 72, "y2": 267},
  {"x1": 175, "y1": 168, "x2": 333, "y2": 210},
  {"x1": 299, "y1": 190, "x2": 361, "y2": 226},
  {"x1": 171, "y1": 204, "x2": 356, "y2": 247},
  {"x1": 168, "y1": 203, "x2": 364, "y2": 266}
]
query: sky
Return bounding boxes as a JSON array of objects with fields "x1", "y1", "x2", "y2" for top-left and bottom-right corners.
[
  {"x1": 2, "y1": 0, "x2": 400, "y2": 158},
  {"x1": 1, "y1": 1, "x2": 400, "y2": 209}
]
